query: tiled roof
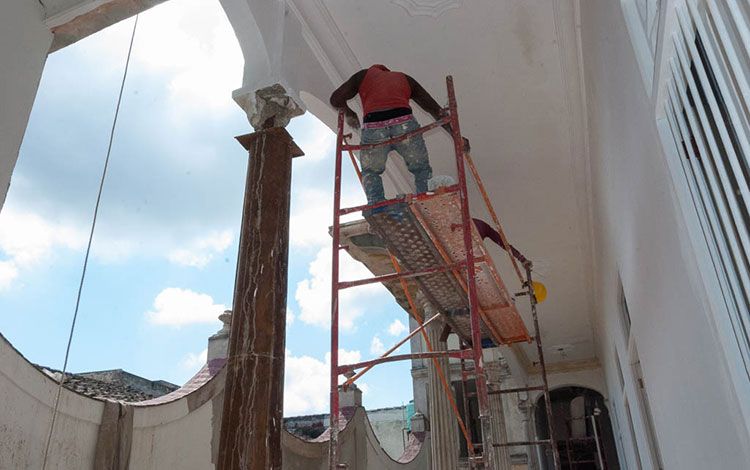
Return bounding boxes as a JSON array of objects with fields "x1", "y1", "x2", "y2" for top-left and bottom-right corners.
[{"x1": 39, "y1": 366, "x2": 176, "y2": 403}]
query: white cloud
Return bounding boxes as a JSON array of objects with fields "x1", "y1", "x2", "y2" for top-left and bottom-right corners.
[
  {"x1": 286, "y1": 307, "x2": 295, "y2": 326},
  {"x1": 168, "y1": 230, "x2": 233, "y2": 268},
  {"x1": 81, "y1": 0, "x2": 243, "y2": 117},
  {"x1": 289, "y1": 185, "x2": 366, "y2": 251},
  {"x1": 146, "y1": 287, "x2": 226, "y2": 326},
  {"x1": 285, "y1": 348, "x2": 360, "y2": 415},
  {"x1": 0, "y1": 208, "x2": 86, "y2": 266},
  {"x1": 0, "y1": 204, "x2": 235, "y2": 288},
  {"x1": 181, "y1": 348, "x2": 208, "y2": 369},
  {"x1": 295, "y1": 120, "x2": 336, "y2": 163},
  {"x1": 136, "y1": 1, "x2": 243, "y2": 117},
  {"x1": 0, "y1": 208, "x2": 87, "y2": 289},
  {"x1": 295, "y1": 246, "x2": 388, "y2": 331},
  {"x1": 388, "y1": 318, "x2": 408, "y2": 337},
  {"x1": 289, "y1": 188, "x2": 332, "y2": 249},
  {"x1": 370, "y1": 336, "x2": 385, "y2": 355},
  {"x1": 0, "y1": 261, "x2": 19, "y2": 290}
]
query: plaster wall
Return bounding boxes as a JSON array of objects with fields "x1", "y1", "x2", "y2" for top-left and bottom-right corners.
[
  {"x1": 0, "y1": 335, "x2": 102, "y2": 469},
  {"x1": 0, "y1": 1, "x2": 53, "y2": 210},
  {"x1": 0, "y1": 334, "x2": 427, "y2": 469},
  {"x1": 130, "y1": 396, "x2": 216, "y2": 469},
  {"x1": 367, "y1": 407, "x2": 409, "y2": 460},
  {"x1": 580, "y1": 0, "x2": 750, "y2": 468}
]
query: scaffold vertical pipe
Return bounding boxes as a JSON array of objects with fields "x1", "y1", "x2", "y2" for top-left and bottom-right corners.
[
  {"x1": 459, "y1": 340, "x2": 475, "y2": 466},
  {"x1": 447, "y1": 75, "x2": 495, "y2": 470},
  {"x1": 329, "y1": 110, "x2": 345, "y2": 470},
  {"x1": 526, "y1": 264, "x2": 561, "y2": 470}
]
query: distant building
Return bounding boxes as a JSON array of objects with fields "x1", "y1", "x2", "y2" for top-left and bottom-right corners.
[
  {"x1": 39, "y1": 366, "x2": 178, "y2": 402},
  {"x1": 286, "y1": 404, "x2": 413, "y2": 460}
]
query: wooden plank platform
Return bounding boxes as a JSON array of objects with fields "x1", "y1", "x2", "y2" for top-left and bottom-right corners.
[{"x1": 364, "y1": 191, "x2": 530, "y2": 345}]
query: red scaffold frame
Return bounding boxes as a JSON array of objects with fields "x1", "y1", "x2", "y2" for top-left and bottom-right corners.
[{"x1": 328, "y1": 76, "x2": 561, "y2": 470}]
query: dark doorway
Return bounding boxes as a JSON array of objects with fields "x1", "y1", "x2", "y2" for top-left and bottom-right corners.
[{"x1": 535, "y1": 387, "x2": 621, "y2": 470}]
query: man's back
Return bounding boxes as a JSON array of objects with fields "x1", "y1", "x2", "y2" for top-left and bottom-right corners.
[{"x1": 358, "y1": 65, "x2": 412, "y2": 117}]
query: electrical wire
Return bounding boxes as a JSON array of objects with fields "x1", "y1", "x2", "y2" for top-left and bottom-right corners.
[{"x1": 41, "y1": 14, "x2": 139, "y2": 469}]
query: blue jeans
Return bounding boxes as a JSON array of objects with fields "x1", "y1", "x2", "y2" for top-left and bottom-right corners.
[{"x1": 360, "y1": 117, "x2": 432, "y2": 204}]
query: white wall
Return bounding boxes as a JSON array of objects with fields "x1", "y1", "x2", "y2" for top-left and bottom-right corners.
[
  {"x1": 0, "y1": 333, "x2": 427, "y2": 469},
  {"x1": 580, "y1": 1, "x2": 750, "y2": 469},
  {"x1": 367, "y1": 407, "x2": 409, "y2": 460},
  {"x1": 0, "y1": 1, "x2": 53, "y2": 210},
  {"x1": 0, "y1": 335, "x2": 103, "y2": 469}
]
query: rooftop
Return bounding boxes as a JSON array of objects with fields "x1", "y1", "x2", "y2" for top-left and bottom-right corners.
[{"x1": 39, "y1": 366, "x2": 178, "y2": 402}]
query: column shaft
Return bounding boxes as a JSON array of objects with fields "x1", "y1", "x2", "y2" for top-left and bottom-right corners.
[
  {"x1": 425, "y1": 321, "x2": 459, "y2": 470},
  {"x1": 217, "y1": 128, "x2": 302, "y2": 470},
  {"x1": 490, "y1": 390, "x2": 512, "y2": 470}
]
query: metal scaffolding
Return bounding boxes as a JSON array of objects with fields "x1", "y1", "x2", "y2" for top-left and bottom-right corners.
[{"x1": 329, "y1": 76, "x2": 562, "y2": 470}]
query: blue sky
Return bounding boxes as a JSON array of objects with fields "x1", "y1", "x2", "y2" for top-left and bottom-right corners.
[{"x1": 0, "y1": 0, "x2": 412, "y2": 416}]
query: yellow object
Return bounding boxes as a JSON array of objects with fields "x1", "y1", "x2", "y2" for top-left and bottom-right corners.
[{"x1": 533, "y1": 281, "x2": 547, "y2": 303}]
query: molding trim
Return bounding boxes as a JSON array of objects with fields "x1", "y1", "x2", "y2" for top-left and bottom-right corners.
[
  {"x1": 45, "y1": 0, "x2": 168, "y2": 52},
  {"x1": 287, "y1": 0, "x2": 361, "y2": 85},
  {"x1": 44, "y1": 0, "x2": 109, "y2": 28},
  {"x1": 286, "y1": 0, "x2": 342, "y2": 86},
  {"x1": 529, "y1": 357, "x2": 601, "y2": 375},
  {"x1": 391, "y1": 0, "x2": 463, "y2": 18}
]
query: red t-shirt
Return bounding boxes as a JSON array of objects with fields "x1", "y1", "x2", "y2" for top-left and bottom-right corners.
[{"x1": 359, "y1": 65, "x2": 412, "y2": 116}]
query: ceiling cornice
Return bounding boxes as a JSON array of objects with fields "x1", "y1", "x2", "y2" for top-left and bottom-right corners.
[
  {"x1": 391, "y1": 0, "x2": 463, "y2": 18},
  {"x1": 286, "y1": 0, "x2": 361, "y2": 86}
]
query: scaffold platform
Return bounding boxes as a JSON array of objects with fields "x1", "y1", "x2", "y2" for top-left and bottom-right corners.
[{"x1": 363, "y1": 189, "x2": 531, "y2": 346}]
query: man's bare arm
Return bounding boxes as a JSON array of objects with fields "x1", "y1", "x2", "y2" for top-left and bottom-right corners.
[
  {"x1": 406, "y1": 75, "x2": 470, "y2": 151},
  {"x1": 406, "y1": 75, "x2": 443, "y2": 121},
  {"x1": 330, "y1": 69, "x2": 367, "y2": 129}
]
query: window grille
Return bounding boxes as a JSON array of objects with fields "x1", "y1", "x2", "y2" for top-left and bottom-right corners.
[{"x1": 662, "y1": 0, "x2": 750, "y2": 377}]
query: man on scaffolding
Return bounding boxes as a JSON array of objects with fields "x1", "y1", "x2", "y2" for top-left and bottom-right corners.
[{"x1": 330, "y1": 65, "x2": 469, "y2": 206}]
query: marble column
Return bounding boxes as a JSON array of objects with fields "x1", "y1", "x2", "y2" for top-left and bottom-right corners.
[
  {"x1": 425, "y1": 317, "x2": 459, "y2": 470},
  {"x1": 489, "y1": 387, "x2": 512, "y2": 470},
  {"x1": 216, "y1": 87, "x2": 304, "y2": 470},
  {"x1": 519, "y1": 398, "x2": 539, "y2": 470},
  {"x1": 484, "y1": 361, "x2": 510, "y2": 470}
]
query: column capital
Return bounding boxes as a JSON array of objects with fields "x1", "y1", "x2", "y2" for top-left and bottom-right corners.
[
  {"x1": 485, "y1": 361, "x2": 504, "y2": 390},
  {"x1": 234, "y1": 83, "x2": 304, "y2": 131}
]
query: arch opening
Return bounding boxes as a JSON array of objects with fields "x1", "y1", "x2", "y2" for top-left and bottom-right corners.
[{"x1": 535, "y1": 386, "x2": 621, "y2": 470}]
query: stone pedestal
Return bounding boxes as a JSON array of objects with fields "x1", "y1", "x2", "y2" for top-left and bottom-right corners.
[
  {"x1": 207, "y1": 310, "x2": 232, "y2": 362},
  {"x1": 411, "y1": 412, "x2": 428, "y2": 433},
  {"x1": 216, "y1": 127, "x2": 303, "y2": 470},
  {"x1": 339, "y1": 385, "x2": 362, "y2": 409},
  {"x1": 425, "y1": 319, "x2": 458, "y2": 470}
]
